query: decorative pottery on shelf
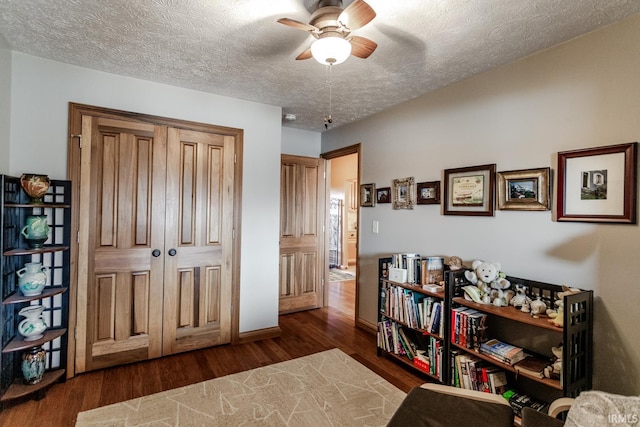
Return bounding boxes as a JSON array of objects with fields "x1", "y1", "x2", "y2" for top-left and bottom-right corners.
[
  {"x1": 17, "y1": 262, "x2": 48, "y2": 296},
  {"x1": 20, "y1": 173, "x2": 50, "y2": 204},
  {"x1": 21, "y1": 346, "x2": 46, "y2": 384},
  {"x1": 17, "y1": 305, "x2": 47, "y2": 341},
  {"x1": 21, "y1": 215, "x2": 50, "y2": 248}
]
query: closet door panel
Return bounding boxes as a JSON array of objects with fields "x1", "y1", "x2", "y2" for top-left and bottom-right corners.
[
  {"x1": 76, "y1": 116, "x2": 167, "y2": 372},
  {"x1": 163, "y1": 128, "x2": 234, "y2": 354}
]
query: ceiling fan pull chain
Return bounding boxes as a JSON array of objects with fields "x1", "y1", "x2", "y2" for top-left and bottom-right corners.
[{"x1": 324, "y1": 64, "x2": 334, "y2": 129}]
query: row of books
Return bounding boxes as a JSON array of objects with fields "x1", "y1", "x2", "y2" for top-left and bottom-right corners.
[
  {"x1": 451, "y1": 352, "x2": 552, "y2": 417},
  {"x1": 451, "y1": 351, "x2": 509, "y2": 395},
  {"x1": 377, "y1": 320, "x2": 445, "y2": 381},
  {"x1": 389, "y1": 253, "x2": 444, "y2": 286},
  {"x1": 378, "y1": 319, "x2": 417, "y2": 360},
  {"x1": 451, "y1": 306, "x2": 488, "y2": 350},
  {"x1": 381, "y1": 285, "x2": 443, "y2": 334},
  {"x1": 413, "y1": 337, "x2": 445, "y2": 381},
  {"x1": 391, "y1": 253, "x2": 421, "y2": 284}
]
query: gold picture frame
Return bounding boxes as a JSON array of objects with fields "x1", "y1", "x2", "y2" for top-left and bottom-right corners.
[
  {"x1": 392, "y1": 177, "x2": 415, "y2": 210},
  {"x1": 497, "y1": 168, "x2": 550, "y2": 211}
]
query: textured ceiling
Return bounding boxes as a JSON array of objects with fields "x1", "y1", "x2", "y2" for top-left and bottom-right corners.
[{"x1": 1, "y1": 0, "x2": 639, "y2": 132}]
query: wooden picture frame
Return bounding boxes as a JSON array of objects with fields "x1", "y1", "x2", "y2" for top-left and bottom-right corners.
[
  {"x1": 392, "y1": 177, "x2": 415, "y2": 210},
  {"x1": 360, "y1": 183, "x2": 375, "y2": 207},
  {"x1": 416, "y1": 181, "x2": 441, "y2": 205},
  {"x1": 557, "y1": 142, "x2": 637, "y2": 223},
  {"x1": 376, "y1": 187, "x2": 391, "y2": 204},
  {"x1": 497, "y1": 168, "x2": 550, "y2": 211},
  {"x1": 443, "y1": 164, "x2": 496, "y2": 216}
]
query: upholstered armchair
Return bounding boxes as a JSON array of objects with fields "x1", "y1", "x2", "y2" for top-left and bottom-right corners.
[{"x1": 388, "y1": 384, "x2": 640, "y2": 427}]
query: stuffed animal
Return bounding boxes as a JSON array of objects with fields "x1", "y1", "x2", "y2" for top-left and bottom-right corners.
[
  {"x1": 510, "y1": 283, "x2": 531, "y2": 311},
  {"x1": 546, "y1": 286, "x2": 581, "y2": 327},
  {"x1": 544, "y1": 345, "x2": 563, "y2": 380},
  {"x1": 463, "y1": 260, "x2": 512, "y2": 306}
]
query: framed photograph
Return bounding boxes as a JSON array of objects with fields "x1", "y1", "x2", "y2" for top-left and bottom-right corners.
[
  {"x1": 360, "y1": 183, "x2": 375, "y2": 207},
  {"x1": 443, "y1": 164, "x2": 496, "y2": 216},
  {"x1": 392, "y1": 177, "x2": 415, "y2": 210},
  {"x1": 557, "y1": 142, "x2": 637, "y2": 224},
  {"x1": 417, "y1": 181, "x2": 441, "y2": 205},
  {"x1": 497, "y1": 168, "x2": 550, "y2": 211},
  {"x1": 376, "y1": 187, "x2": 391, "y2": 204}
]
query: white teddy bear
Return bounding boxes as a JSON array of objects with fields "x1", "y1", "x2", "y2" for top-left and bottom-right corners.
[{"x1": 463, "y1": 260, "x2": 512, "y2": 306}]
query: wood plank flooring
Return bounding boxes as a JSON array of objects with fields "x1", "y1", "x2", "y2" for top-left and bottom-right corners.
[{"x1": 0, "y1": 295, "x2": 426, "y2": 426}]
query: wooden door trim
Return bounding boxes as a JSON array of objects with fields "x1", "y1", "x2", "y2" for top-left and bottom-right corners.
[
  {"x1": 321, "y1": 144, "x2": 361, "y2": 326},
  {"x1": 67, "y1": 103, "x2": 244, "y2": 376}
]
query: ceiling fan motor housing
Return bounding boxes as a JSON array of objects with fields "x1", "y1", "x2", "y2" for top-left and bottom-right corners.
[{"x1": 310, "y1": 6, "x2": 344, "y2": 34}]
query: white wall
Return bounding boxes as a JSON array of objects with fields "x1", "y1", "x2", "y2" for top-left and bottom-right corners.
[
  {"x1": 9, "y1": 53, "x2": 282, "y2": 334},
  {"x1": 0, "y1": 33, "x2": 10, "y2": 174},
  {"x1": 281, "y1": 126, "x2": 321, "y2": 157},
  {"x1": 322, "y1": 15, "x2": 640, "y2": 395}
]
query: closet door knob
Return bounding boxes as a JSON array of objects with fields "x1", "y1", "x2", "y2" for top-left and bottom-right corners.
[
  {"x1": 168, "y1": 248, "x2": 177, "y2": 256},
  {"x1": 152, "y1": 249, "x2": 161, "y2": 257}
]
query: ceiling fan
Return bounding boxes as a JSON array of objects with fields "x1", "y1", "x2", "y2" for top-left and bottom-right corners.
[{"x1": 278, "y1": 0, "x2": 377, "y2": 65}]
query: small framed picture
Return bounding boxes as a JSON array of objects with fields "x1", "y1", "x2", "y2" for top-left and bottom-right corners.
[
  {"x1": 497, "y1": 168, "x2": 550, "y2": 211},
  {"x1": 392, "y1": 177, "x2": 415, "y2": 210},
  {"x1": 443, "y1": 164, "x2": 496, "y2": 216},
  {"x1": 376, "y1": 187, "x2": 391, "y2": 204},
  {"x1": 557, "y1": 142, "x2": 637, "y2": 223},
  {"x1": 416, "y1": 181, "x2": 441, "y2": 205},
  {"x1": 360, "y1": 183, "x2": 375, "y2": 207}
]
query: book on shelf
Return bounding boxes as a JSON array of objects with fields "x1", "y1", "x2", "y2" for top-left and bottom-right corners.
[
  {"x1": 503, "y1": 390, "x2": 549, "y2": 417},
  {"x1": 427, "y1": 301, "x2": 442, "y2": 335},
  {"x1": 480, "y1": 339, "x2": 526, "y2": 365},
  {"x1": 486, "y1": 369, "x2": 509, "y2": 395},
  {"x1": 398, "y1": 327, "x2": 417, "y2": 360},
  {"x1": 513, "y1": 355, "x2": 550, "y2": 378}
]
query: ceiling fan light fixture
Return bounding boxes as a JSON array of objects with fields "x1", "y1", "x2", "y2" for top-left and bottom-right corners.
[{"x1": 311, "y1": 37, "x2": 352, "y2": 65}]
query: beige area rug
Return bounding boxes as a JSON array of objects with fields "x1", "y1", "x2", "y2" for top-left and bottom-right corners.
[{"x1": 75, "y1": 348, "x2": 406, "y2": 426}]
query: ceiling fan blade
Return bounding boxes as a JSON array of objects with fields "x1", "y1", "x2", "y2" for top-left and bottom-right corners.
[
  {"x1": 349, "y1": 36, "x2": 377, "y2": 59},
  {"x1": 338, "y1": 0, "x2": 376, "y2": 31},
  {"x1": 295, "y1": 47, "x2": 313, "y2": 60},
  {"x1": 277, "y1": 17, "x2": 317, "y2": 33}
]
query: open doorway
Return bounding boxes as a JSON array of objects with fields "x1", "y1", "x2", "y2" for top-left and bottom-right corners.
[{"x1": 323, "y1": 147, "x2": 359, "y2": 319}]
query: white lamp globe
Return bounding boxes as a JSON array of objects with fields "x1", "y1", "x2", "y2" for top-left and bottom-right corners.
[{"x1": 311, "y1": 37, "x2": 352, "y2": 65}]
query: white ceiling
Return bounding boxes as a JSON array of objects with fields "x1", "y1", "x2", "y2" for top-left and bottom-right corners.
[{"x1": 1, "y1": 1, "x2": 639, "y2": 133}]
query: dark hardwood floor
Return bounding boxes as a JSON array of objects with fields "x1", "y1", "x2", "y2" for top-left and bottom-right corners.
[{"x1": 0, "y1": 293, "x2": 426, "y2": 426}]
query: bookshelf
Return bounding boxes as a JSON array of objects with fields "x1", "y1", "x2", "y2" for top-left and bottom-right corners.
[
  {"x1": 376, "y1": 256, "x2": 449, "y2": 383},
  {"x1": 446, "y1": 268, "x2": 593, "y2": 412},
  {"x1": 377, "y1": 256, "x2": 593, "y2": 418}
]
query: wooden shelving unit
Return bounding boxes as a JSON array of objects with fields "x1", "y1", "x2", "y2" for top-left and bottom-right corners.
[
  {"x1": 376, "y1": 255, "x2": 593, "y2": 415},
  {"x1": 0, "y1": 175, "x2": 71, "y2": 408},
  {"x1": 447, "y1": 268, "x2": 593, "y2": 401},
  {"x1": 377, "y1": 257, "x2": 449, "y2": 384}
]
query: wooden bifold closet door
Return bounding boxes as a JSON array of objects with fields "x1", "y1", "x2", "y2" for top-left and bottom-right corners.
[{"x1": 74, "y1": 114, "x2": 237, "y2": 373}]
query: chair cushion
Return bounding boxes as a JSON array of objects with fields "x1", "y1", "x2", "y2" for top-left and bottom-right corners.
[
  {"x1": 564, "y1": 391, "x2": 640, "y2": 427},
  {"x1": 522, "y1": 407, "x2": 564, "y2": 427},
  {"x1": 386, "y1": 386, "x2": 514, "y2": 427}
]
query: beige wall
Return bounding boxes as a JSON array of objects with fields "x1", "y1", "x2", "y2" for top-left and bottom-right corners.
[
  {"x1": 322, "y1": 15, "x2": 640, "y2": 395},
  {"x1": 0, "y1": 33, "x2": 10, "y2": 174}
]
